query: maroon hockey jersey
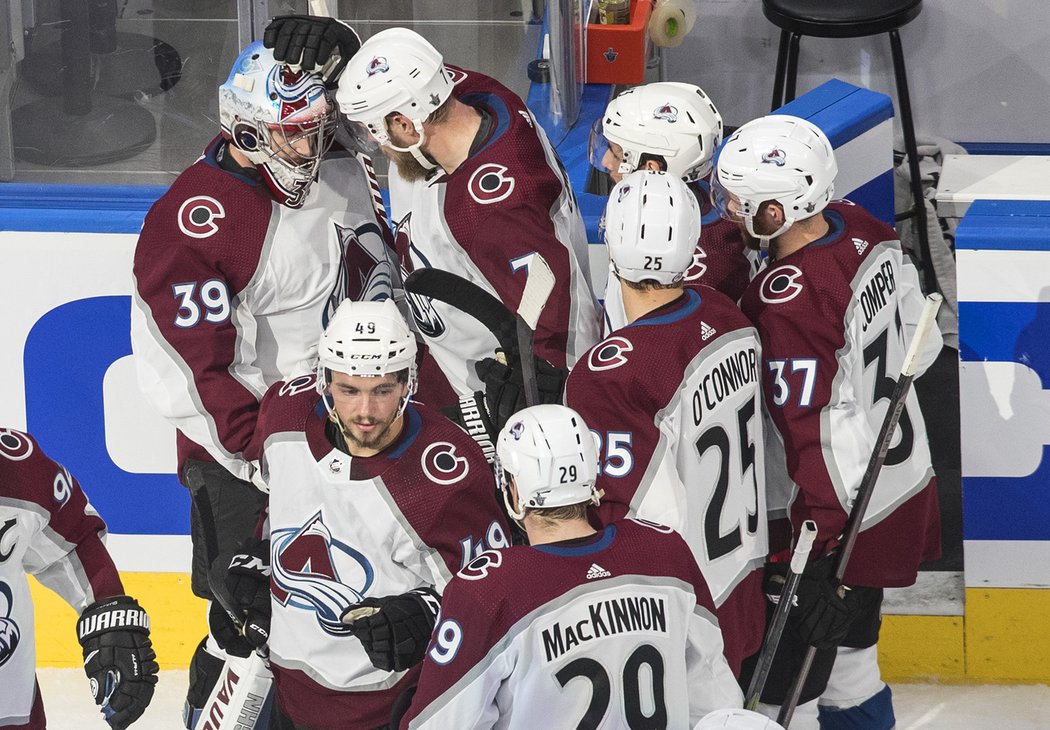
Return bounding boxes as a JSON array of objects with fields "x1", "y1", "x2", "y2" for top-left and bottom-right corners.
[
  {"x1": 739, "y1": 200, "x2": 942, "y2": 587},
  {"x1": 402, "y1": 519, "x2": 742, "y2": 729},
  {"x1": 565, "y1": 288, "x2": 767, "y2": 675},
  {"x1": 245, "y1": 377, "x2": 510, "y2": 730}
]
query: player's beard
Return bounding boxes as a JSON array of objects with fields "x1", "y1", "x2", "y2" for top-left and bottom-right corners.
[
  {"x1": 384, "y1": 146, "x2": 435, "y2": 183},
  {"x1": 342, "y1": 413, "x2": 402, "y2": 452}
]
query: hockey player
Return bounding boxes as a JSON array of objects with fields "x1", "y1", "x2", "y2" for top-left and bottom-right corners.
[
  {"x1": 216, "y1": 300, "x2": 511, "y2": 730},
  {"x1": 590, "y1": 82, "x2": 756, "y2": 331},
  {"x1": 715, "y1": 115, "x2": 942, "y2": 729},
  {"x1": 564, "y1": 170, "x2": 768, "y2": 678},
  {"x1": 0, "y1": 429, "x2": 158, "y2": 729},
  {"x1": 401, "y1": 404, "x2": 743, "y2": 729},
  {"x1": 264, "y1": 18, "x2": 601, "y2": 412},
  {"x1": 130, "y1": 38, "x2": 395, "y2": 725}
]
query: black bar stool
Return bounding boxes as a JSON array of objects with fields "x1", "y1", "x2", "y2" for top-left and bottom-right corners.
[{"x1": 763, "y1": 0, "x2": 937, "y2": 294}]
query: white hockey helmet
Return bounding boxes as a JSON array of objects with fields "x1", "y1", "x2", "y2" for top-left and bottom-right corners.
[
  {"x1": 603, "y1": 170, "x2": 701, "y2": 285},
  {"x1": 496, "y1": 405, "x2": 601, "y2": 522},
  {"x1": 317, "y1": 299, "x2": 418, "y2": 417},
  {"x1": 335, "y1": 28, "x2": 455, "y2": 171},
  {"x1": 590, "y1": 82, "x2": 724, "y2": 182},
  {"x1": 713, "y1": 114, "x2": 837, "y2": 243},
  {"x1": 694, "y1": 709, "x2": 786, "y2": 730},
  {"x1": 218, "y1": 41, "x2": 337, "y2": 208}
]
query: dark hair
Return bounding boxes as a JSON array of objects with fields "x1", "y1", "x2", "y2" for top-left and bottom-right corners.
[
  {"x1": 617, "y1": 274, "x2": 681, "y2": 292},
  {"x1": 525, "y1": 502, "x2": 590, "y2": 523}
]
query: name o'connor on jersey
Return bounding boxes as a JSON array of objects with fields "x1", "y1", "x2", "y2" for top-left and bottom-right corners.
[
  {"x1": 541, "y1": 595, "x2": 668, "y2": 663},
  {"x1": 859, "y1": 258, "x2": 897, "y2": 332},
  {"x1": 691, "y1": 347, "x2": 759, "y2": 427}
]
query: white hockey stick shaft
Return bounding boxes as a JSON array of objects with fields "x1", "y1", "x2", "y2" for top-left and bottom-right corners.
[
  {"x1": 308, "y1": 0, "x2": 333, "y2": 17},
  {"x1": 516, "y1": 253, "x2": 556, "y2": 407}
]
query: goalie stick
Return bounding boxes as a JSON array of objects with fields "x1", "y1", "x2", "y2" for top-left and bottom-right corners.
[
  {"x1": 778, "y1": 293, "x2": 943, "y2": 727},
  {"x1": 403, "y1": 254, "x2": 555, "y2": 406},
  {"x1": 198, "y1": 651, "x2": 273, "y2": 730}
]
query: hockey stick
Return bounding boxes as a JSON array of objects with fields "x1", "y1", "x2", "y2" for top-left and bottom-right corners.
[
  {"x1": 515, "y1": 254, "x2": 556, "y2": 406},
  {"x1": 777, "y1": 293, "x2": 943, "y2": 727},
  {"x1": 744, "y1": 520, "x2": 818, "y2": 711}
]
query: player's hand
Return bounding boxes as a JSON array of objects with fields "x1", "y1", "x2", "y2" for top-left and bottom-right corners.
[
  {"x1": 766, "y1": 556, "x2": 860, "y2": 650},
  {"x1": 76, "y1": 596, "x2": 159, "y2": 730},
  {"x1": 475, "y1": 352, "x2": 568, "y2": 431},
  {"x1": 209, "y1": 538, "x2": 272, "y2": 653},
  {"x1": 342, "y1": 587, "x2": 441, "y2": 672},
  {"x1": 264, "y1": 15, "x2": 361, "y2": 85},
  {"x1": 443, "y1": 392, "x2": 498, "y2": 463}
]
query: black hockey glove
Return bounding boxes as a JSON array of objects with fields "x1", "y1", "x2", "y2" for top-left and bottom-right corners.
[
  {"x1": 209, "y1": 538, "x2": 272, "y2": 654},
  {"x1": 765, "y1": 556, "x2": 861, "y2": 650},
  {"x1": 76, "y1": 596, "x2": 159, "y2": 730},
  {"x1": 442, "y1": 392, "x2": 498, "y2": 463},
  {"x1": 264, "y1": 15, "x2": 361, "y2": 85},
  {"x1": 475, "y1": 352, "x2": 569, "y2": 431},
  {"x1": 342, "y1": 587, "x2": 441, "y2": 672}
]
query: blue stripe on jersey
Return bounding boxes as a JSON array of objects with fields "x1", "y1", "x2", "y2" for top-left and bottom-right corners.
[
  {"x1": 533, "y1": 524, "x2": 617, "y2": 556},
  {"x1": 461, "y1": 92, "x2": 512, "y2": 157},
  {"x1": 387, "y1": 405, "x2": 423, "y2": 459},
  {"x1": 627, "y1": 288, "x2": 702, "y2": 328}
]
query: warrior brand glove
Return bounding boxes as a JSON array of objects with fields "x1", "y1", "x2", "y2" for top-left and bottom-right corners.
[
  {"x1": 209, "y1": 538, "x2": 272, "y2": 654},
  {"x1": 264, "y1": 15, "x2": 361, "y2": 85},
  {"x1": 475, "y1": 353, "x2": 569, "y2": 431},
  {"x1": 765, "y1": 556, "x2": 861, "y2": 650},
  {"x1": 443, "y1": 392, "x2": 498, "y2": 463},
  {"x1": 342, "y1": 587, "x2": 441, "y2": 672},
  {"x1": 77, "y1": 596, "x2": 159, "y2": 730}
]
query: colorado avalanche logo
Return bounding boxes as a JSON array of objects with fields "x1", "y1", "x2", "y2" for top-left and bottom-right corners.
[
  {"x1": 761, "y1": 148, "x2": 786, "y2": 167},
  {"x1": 616, "y1": 184, "x2": 632, "y2": 203},
  {"x1": 177, "y1": 196, "x2": 225, "y2": 239},
  {"x1": 366, "y1": 56, "x2": 390, "y2": 76},
  {"x1": 0, "y1": 581, "x2": 20, "y2": 669},
  {"x1": 422, "y1": 442, "x2": 470, "y2": 485},
  {"x1": 268, "y1": 65, "x2": 329, "y2": 123},
  {"x1": 468, "y1": 163, "x2": 516, "y2": 205},
  {"x1": 509, "y1": 421, "x2": 525, "y2": 441},
  {"x1": 587, "y1": 336, "x2": 634, "y2": 372},
  {"x1": 653, "y1": 104, "x2": 679, "y2": 123},
  {"x1": 0, "y1": 429, "x2": 33, "y2": 461},
  {"x1": 760, "y1": 264, "x2": 805, "y2": 304},
  {"x1": 271, "y1": 512, "x2": 374, "y2": 636}
]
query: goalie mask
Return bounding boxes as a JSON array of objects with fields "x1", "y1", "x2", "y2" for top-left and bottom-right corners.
[
  {"x1": 335, "y1": 28, "x2": 455, "y2": 172},
  {"x1": 590, "y1": 82, "x2": 724, "y2": 183},
  {"x1": 219, "y1": 41, "x2": 337, "y2": 208},
  {"x1": 316, "y1": 299, "x2": 418, "y2": 425},
  {"x1": 713, "y1": 114, "x2": 837, "y2": 246},
  {"x1": 603, "y1": 170, "x2": 701, "y2": 285},
  {"x1": 495, "y1": 405, "x2": 600, "y2": 522}
]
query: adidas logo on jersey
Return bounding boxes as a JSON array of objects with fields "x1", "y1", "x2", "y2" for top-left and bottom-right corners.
[
  {"x1": 700, "y1": 321, "x2": 717, "y2": 341},
  {"x1": 853, "y1": 237, "x2": 869, "y2": 256},
  {"x1": 586, "y1": 563, "x2": 612, "y2": 580}
]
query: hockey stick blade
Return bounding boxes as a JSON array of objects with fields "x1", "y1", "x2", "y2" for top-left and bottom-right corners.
[{"x1": 404, "y1": 269, "x2": 518, "y2": 356}]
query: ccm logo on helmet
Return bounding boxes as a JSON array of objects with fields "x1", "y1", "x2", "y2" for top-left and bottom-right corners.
[
  {"x1": 422, "y1": 442, "x2": 470, "y2": 485},
  {"x1": 468, "y1": 163, "x2": 515, "y2": 204},
  {"x1": 760, "y1": 265, "x2": 804, "y2": 304},
  {"x1": 588, "y1": 336, "x2": 633, "y2": 372},
  {"x1": 178, "y1": 196, "x2": 225, "y2": 239}
]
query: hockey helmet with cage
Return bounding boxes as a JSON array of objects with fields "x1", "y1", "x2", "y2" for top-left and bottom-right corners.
[
  {"x1": 495, "y1": 404, "x2": 601, "y2": 522},
  {"x1": 713, "y1": 114, "x2": 838, "y2": 243},
  {"x1": 603, "y1": 170, "x2": 701, "y2": 286},
  {"x1": 218, "y1": 41, "x2": 337, "y2": 208},
  {"x1": 316, "y1": 299, "x2": 418, "y2": 419},
  {"x1": 694, "y1": 709, "x2": 786, "y2": 729},
  {"x1": 335, "y1": 28, "x2": 455, "y2": 172},
  {"x1": 590, "y1": 82, "x2": 724, "y2": 183}
]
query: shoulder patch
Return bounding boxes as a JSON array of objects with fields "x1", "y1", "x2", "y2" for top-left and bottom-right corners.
[
  {"x1": 0, "y1": 429, "x2": 34, "y2": 462},
  {"x1": 177, "y1": 196, "x2": 225, "y2": 239},
  {"x1": 457, "y1": 548, "x2": 503, "y2": 581},
  {"x1": 468, "y1": 163, "x2": 515, "y2": 205},
  {"x1": 760, "y1": 265, "x2": 804, "y2": 304},
  {"x1": 421, "y1": 442, "x2": 470, "y2": 485},
  {"x1": 278, "y1": 374, "x2": 319, "y2": 398},
  {"x1": 588, "y1": 336, "x2": 633, "y2": 372}
]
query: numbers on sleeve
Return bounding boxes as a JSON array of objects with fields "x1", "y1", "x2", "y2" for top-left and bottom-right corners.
[
  {"x1": 554, "y1": 644, "x2": 666, "y2": 730},
  {"x1": 172, "y1": 279, "x2": 231, "y2": 328},
  {"x1": 698, "y1": 395, "x2": 761, "y2": 561},
  {"x1": 428, "y1": 619, "x2": 463, "y2": 665},
  {"x1": 862, "y1": 326, "x2": 914, "y2": 467},
  {"x1": 590, "y1": 430, "x2": 634, "y2": 478},
  {"x1": 767, "y1": 358, "x2": 817, "y2": 407}
]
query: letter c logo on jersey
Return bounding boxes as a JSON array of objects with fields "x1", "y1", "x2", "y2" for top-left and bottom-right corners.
[
  {"x1": 468, "y1": 163, "x2": 516, "y2": 205},
  {"x1": 0, "y1": 429, "x2": 33, "y2": 462},
  {"x1": 178, "y1": 196, "x2": 225, "y2": 239},
  {"x1": 458, "y1": 549, "x2": 503, "y2": 581},
  {"x1": 760, "y1": 265, "x2": 804, "y2": 304},
  {"x1": 588, "y1": 336, "x2": 633, "y2": 372},
  {"x1": 422, "y1": 442, "x2": 470, "y2": 485}
]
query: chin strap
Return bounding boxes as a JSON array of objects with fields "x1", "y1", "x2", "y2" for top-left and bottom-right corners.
[{"x1": 386, "y1": 120, "x2": 438, "y2": 171}]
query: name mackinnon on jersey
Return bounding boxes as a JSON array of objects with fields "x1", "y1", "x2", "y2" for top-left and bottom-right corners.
[{"x1": 541, "y1": 595, "x2": 668, "y2": 662}]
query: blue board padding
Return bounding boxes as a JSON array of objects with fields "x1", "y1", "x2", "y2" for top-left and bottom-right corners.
[
  {"x1": 958, "y1": 302, "x2": 1050, "y2": 388},
  {"x1": 845, "y1": 169, "x2": 895, "y2": 230},
  {"x1": 777, "y1": 79, "x2": 893, "y2": 148},
  {"x1": 956, "y1": 200, "x2": 1050, "y2": 251},
  {"x1": 964, "y1": 459, "x2": 1050, "y2": 541},
  {"x1": 24, "y1": 296, "x2": 188, "y2": 535},
  {"x1": 0, "y1": 184, "x2": 166, "y2": 233}
]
